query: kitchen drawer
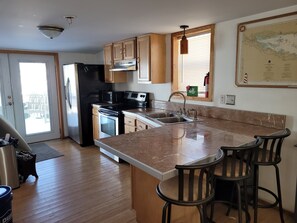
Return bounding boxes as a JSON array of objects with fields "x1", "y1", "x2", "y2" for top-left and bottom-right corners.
[
  {"x1": 124, "y1": 116, "x2": 136, "y2": 126},
  {"x1": 136, "y1": 120, "x2": 148, "y2": 131},
  {"x1": 125, "y1": 125, "x2": 136, "y2": 133}
]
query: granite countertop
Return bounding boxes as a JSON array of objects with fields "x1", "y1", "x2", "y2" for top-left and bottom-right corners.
[{"x1": 95, "y1": 112, "x2": 280, "y2": 181}]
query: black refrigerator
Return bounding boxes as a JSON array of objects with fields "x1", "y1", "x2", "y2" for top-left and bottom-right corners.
[{"x1": 63, "y1": 63, "x2": 112, "y2": 146}]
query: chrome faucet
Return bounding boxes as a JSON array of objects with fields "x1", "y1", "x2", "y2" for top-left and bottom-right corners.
[{"x1": 168, "y1": 91, "x2": 186, "y2": 115}]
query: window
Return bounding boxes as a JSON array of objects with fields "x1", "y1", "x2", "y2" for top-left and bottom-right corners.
[{"x1": 171, "y1": 24, "x2": 215, "y2": 101}]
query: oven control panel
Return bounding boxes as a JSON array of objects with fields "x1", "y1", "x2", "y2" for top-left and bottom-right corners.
[{"x1": 124, "y1": 92, "x2": 148, "y2": 102}]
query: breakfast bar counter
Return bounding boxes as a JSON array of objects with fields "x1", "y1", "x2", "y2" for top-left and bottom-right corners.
[
  {"x1": 95, "y1": 116, "x2": 281, "y2": 223},
  {"x1": 95, "y1": 117, "x2": 280, "y2": 180}
]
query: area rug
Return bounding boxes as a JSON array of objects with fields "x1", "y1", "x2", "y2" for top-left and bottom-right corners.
[{"x1": 29, "y1": 142, "x2": 63, "y2": 162}]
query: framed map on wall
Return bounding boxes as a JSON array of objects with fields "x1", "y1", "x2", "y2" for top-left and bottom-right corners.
[{"x1": 235, "y1": 11, "x2": 297, "y2": 88}]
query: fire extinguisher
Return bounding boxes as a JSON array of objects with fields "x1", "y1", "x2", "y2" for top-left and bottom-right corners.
[{"x1": 204, "y1": 72, "x2": 209, "y2": 98}]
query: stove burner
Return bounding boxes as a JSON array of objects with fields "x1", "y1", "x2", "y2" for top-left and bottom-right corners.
[{"x1": 99, "y1": 91, "x2": 149, "y2": 115}]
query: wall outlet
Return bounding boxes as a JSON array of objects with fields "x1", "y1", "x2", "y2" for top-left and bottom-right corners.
[
  {"x1": 226, "y1": 95, "x2": 236, "y2": 105},
  {"x1": 220, "y1": 95, "x2": 225, "y2": 104}
]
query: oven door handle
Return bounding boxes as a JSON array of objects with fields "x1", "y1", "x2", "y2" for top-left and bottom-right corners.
[{"x1": 99, "y1": 111, "x2": 116, "y2": 117}]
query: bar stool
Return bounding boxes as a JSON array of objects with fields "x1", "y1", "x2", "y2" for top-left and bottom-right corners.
[
  {"x1": 156, "y1": 149, "x2": 224, "y2": 223},
  {"x1": 253, "y1": 128, "x2": 291, "y2": 223},
  {"x1": 210, "y1": 138, "x2": 263, "y2": 223}
]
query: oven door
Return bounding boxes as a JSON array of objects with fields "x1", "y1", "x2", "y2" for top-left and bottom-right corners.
[{"x1": 98, "y1": 111, "x2": 119, "y2": 139}]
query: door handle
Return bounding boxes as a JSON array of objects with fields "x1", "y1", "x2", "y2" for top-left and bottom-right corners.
[
  {"x1": 7, "y1": 96, "x2": 13, "y2": 106},
  {"x1": 66, "y1": 78, "x2": 72, "y2": 109}
]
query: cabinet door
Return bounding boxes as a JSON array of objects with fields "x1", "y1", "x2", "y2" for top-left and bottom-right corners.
[
  {"x1": 104, "y1": 44, "x2": 127, "y2": 83},
  {"x1": 137, "y1": 36, "x2": 151, "y2": 83},
  {"x1": 125, "y1": 125, "x2": 136, "y2": 134},
  {"x1": 136, "y1": 120, "x2": 147, "y2": 131},
  {"x1": 124, "y1": 116, "x2": 136, "y2": 126},
  {"x1": 124, "y1": 116, "x2": 137, "y2": 134},
  {"x1": 92, "y1": 113, "x2": 99, "y2": 140},
  {"x1": 123, "y1": 39, "x2": 135, "y2": 60},
  {"x1": 104, "y1": 45, "x2": 114, "y2": 83},
  {"x1": 113, "y1": 42, "x2": 123, "y2": 61}
]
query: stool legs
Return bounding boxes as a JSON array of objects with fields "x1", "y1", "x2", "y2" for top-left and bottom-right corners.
[
  {"x1": 253, "y1": 165, "x2": 259, "y2": 223},
  {"x1": 210, "y1": 181, "x2": 250, "y2": 223},
  {"x1": 235, "y1": 182, "x2": 243, "y2": 223},
  {"x1": 162, "y1": 202, "x2": 210, "y2": 223},
  {"x1": 253, "y1": 164, "x2": 284, "y2": 223},
  {"x1": 197, "y1": 204, "x2": 209, "y2": 223},
  {"x1": 162, "y1": 202, "x2": 171, "y2": 223},
  {"x1": 275, "y1": 164, "x2": 285, "y2": 223}
]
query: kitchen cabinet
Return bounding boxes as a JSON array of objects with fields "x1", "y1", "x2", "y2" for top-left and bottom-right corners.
[
  {"x1": 113, "y1": 38, "x2": 136, "y2": 61},
  {"x1": 92, "y1": 105, "x2": 100, "y2": 140},
  {"x1": 136, "y1": 119, "x2": 154, "y2": 131},
  {"x1": 103, "y1": 44, "x2": 127, "y2": 83},
  {"x1": 124, "y1": 116, "x2": 137, "y2": 133},
  {"x1": 124, "y1": 115, "x2": 154, "y2": 133},
  {"x1": 137, "y1": 34, "x2": 166, "y2": 84},
  {"x1": 136, "y1": 120, "x2": 147, "y2": 131}
]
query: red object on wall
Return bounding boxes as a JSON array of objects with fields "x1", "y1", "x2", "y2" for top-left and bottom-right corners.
[{"x1": 204, "y1": 72, "x2": 209, "y2": 98}]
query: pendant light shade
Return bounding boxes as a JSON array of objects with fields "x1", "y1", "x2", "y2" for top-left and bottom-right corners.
[
  {"x1": 37, "y1": 25, "x2": 64, "y2": 39},
  {"x1": 180, "y1": 25, "x2": 189, "y2": 54}
]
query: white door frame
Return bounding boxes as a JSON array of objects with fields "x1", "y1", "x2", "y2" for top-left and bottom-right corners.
[{"x1": 0, "y1": 53, "x2": 61, "y2": 143}]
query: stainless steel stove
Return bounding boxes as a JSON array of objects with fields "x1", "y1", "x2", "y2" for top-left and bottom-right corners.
[{"x1": 98, "y1": 91, "x2": 149, "y2": 162}]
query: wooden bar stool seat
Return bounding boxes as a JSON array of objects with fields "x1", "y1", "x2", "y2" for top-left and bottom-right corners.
[
  {"x1": 210, "y1": 138, "x2": 263, "y2": 223},
  {"x1": 156, "y1": 149, "x2": 224, "y2": 223}
]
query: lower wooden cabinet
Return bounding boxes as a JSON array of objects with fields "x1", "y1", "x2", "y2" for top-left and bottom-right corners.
[
  {"x1": 124, "y1": 116, "x2": 136, "y2": 133},
  {"x1": 136, "y1": 120, "x2": 148, "y2": 131},
  {"x1": 92, "y1": 105, "x2": 100, "y2": 140},
  {"x1": 124, "y1": 114, "x2": 154, "y2": 133}
]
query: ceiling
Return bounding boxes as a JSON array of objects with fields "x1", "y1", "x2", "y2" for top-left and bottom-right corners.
[{"x1": 0, "y1": 0, "x2": 296, "y2": 53}]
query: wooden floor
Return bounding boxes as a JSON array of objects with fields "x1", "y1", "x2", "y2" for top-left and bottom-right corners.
[{"x1": 12, "y1": 138, "x2": 295, "y2": 223}]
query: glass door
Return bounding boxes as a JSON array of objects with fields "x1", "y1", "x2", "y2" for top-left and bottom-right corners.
[{"x1": 1, "y1": 53, "x2": 60, "y2": 143}]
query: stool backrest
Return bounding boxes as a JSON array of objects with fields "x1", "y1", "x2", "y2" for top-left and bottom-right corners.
[
  {"x1": 174, "y1": 149, "x2": 224, "y2": 205},
  {"x1": 216, "y1": 137, "x2": 263, "y2": 181},
  {"x1": 254, "y1": 128, "x2": 291, "y2": 165}
]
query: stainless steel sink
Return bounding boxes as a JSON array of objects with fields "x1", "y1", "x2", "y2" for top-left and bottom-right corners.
[
  {"x1": 146, "y1": 112, "x2": 175, "y2": 118},
  {"x1": 146, "y1": 112, "x2": 194, "y2": 124},
  {"x1": 156, "y1": 116, "x2": 190, "y2": 123}
]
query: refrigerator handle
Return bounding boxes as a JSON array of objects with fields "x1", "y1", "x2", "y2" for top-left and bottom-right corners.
[{"x1": 66, "y1": 78, "x2": 72, "y2": 109}]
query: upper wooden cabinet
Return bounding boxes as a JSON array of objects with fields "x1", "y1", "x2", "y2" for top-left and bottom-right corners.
[
  {"x1": 113, "y1": 38, "x2": 136, "y2": 61},
  {"x1": 103, "y1": 44, "x2": 127, "y2": 83},
  {"x1": 137, "y1": 34, "x2": 166, "y2": 84}
]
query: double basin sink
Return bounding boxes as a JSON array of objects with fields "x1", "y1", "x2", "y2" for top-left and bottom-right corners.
[{"x1": 145, "y1": 112, "x2": 193, "y2": 124}]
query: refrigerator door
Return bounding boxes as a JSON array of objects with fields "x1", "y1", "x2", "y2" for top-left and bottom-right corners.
[
  {"x1": 63, "y1": 64, "x2": 81, "y2": 145},
  {"x1": 63, "y1": 63, "x2": 112, "y2": 146}
]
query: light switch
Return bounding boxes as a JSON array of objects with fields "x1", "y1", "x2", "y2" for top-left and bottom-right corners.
[
  {"x1": 226, "y1": 95, "x2": 235, "y2": 105},
  {"x1": 220, "y1": 95, "x2": 225, "y2": 104}
]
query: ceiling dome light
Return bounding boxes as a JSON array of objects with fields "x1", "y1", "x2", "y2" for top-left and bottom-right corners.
[{"x1": 37, "y1": 25, "x2": 64, "y2": 39}]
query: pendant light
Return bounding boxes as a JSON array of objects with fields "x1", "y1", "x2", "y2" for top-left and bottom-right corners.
[{"x1": 180, "y1": 25, "x2": 189, "y2": 54}]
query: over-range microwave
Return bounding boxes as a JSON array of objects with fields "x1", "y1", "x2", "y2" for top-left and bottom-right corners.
[{"x1": 101, "y1": 91, "x2": 124, "y2": 104}]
